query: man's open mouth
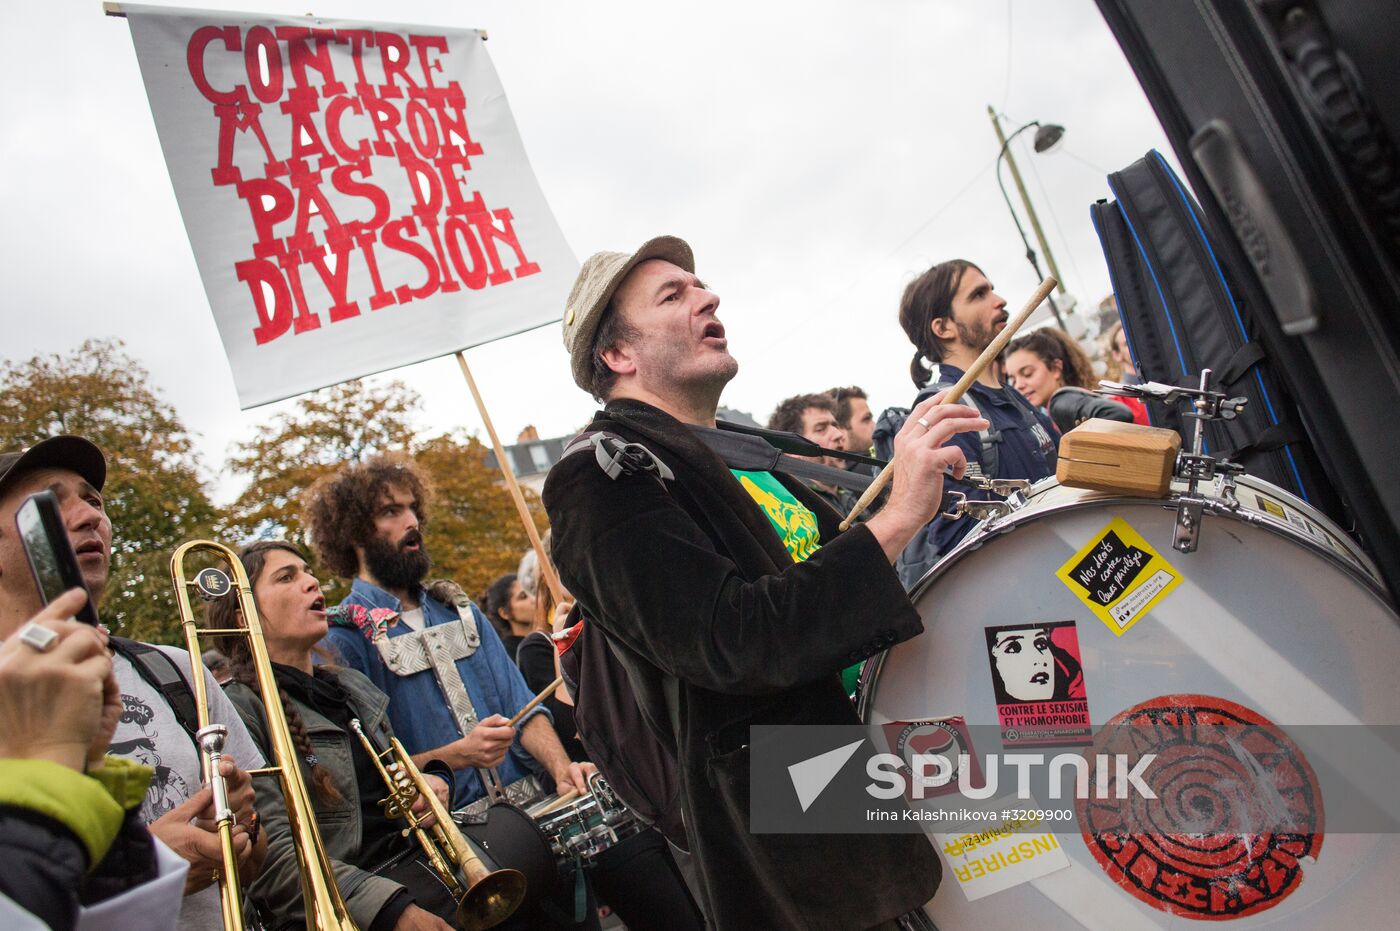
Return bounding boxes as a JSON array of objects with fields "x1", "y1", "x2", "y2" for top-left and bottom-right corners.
[
  {"x1": 701, "y1": 320, "x2": 726, "y2": 343},
  {"x1": 74, "y1": 539, "x2": 105, "y2": 559}
]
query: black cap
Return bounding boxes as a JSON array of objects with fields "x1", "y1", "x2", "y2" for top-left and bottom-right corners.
[{"x1": 0, "y1": 436, "x2": 107, "y2": 498}]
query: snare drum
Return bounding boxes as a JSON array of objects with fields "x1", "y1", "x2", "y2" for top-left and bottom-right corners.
[
  {"x1": 861, "y1": 473, "x2": 1400, "y2": 927},
  {"x1": 527, "y1": 774, "x2": 642, "y2": 862}
]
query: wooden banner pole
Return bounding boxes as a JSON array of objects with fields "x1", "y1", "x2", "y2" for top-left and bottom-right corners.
[{"x1": 455, "y1": 350, "x2": 567, "y2": 606}]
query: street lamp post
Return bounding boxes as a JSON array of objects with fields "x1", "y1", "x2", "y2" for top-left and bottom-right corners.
[{"x1": 988, "y1": 106, "x2": 1068, "y2": 330}]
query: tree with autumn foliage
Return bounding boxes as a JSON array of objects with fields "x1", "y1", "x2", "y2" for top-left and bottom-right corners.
[
  {"x1": 415, "y1": 431, "x2": 549, "y2": 604},
  {"x1": 223, "y1": 378, "x2": 419, "y2": 549},
  {"x1": 0, "y1": 339, "x2": 219, "y2": 643},
  {"x1": 224, "y1": 379, "x2": 547, "y2": 605}
]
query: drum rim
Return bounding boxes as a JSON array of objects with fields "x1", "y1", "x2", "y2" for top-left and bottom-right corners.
[
  {"x1": 529, "y1": 789, "x2": 642, "y2": 860},
  {"x1": 859, "y1": 477, "x2": 1396, "y2": 721},
  {"x1": 1232, "y1": 473, "x2": 1385, "y2": 581}
]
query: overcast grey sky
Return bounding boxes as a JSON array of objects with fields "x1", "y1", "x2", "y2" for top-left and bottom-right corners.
[{"x1": 3, "y1": 0, "x2": 1175, "y2": 502}]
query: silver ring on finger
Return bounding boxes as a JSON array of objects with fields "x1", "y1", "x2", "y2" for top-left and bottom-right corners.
[
  {"x1": 916, "y1": 417, "x2": 932, "y2": 429},
  {"x1": 17, "y1": 622, "x2": 59, "y2": 652}
]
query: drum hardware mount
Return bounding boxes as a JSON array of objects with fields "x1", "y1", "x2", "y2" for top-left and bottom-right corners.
[
  {"x1": 1098, "y1": 373, "x2": 1249, "y2": 422},
  {"x1": 586, "y1": 772, "x2": 629, "y2": 827},
  {"x1": 939, "y1": 479, "x2": 1031, "y2": 522},
  {"x1": 1103, "y1": 370, "x2": 1249, "y2": 553}
]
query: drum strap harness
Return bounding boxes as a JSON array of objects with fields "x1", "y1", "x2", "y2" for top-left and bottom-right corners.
[{"x1": 561, "y1": 426, "x2": 876, "y2": 493}]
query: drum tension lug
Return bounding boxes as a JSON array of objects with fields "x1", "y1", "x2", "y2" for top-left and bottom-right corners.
[
  {"x1": 940, "y1": 481, "x2": 1028, "y2": 522},
  {"x1": 941, "y1": 491, "x2": 1016, "y2": 522},
  {"x1": 982, "y1": 479, "x2": 1031, "y2": 497},
  {"x1": 1174, "y1": 498, "x2": 1205, "y2": 553}
]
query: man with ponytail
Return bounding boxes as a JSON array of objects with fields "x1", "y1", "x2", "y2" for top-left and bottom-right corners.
[{"x1": 892, "y1": 260, "x2": 1058, "y2": 582}]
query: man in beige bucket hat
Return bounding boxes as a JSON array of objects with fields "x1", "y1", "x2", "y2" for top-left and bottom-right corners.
[{"x1": 544, "y1": 236, "x2": 988, "y2": 929}]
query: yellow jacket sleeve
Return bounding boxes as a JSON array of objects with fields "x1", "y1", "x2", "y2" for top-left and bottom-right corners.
[{"x1": 0, "y1": 757, "x2": 152, "y2": 867}]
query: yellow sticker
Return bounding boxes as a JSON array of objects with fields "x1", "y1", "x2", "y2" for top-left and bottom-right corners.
[
  {"x1": 1056, "y1": 517, "x2": 1182, "y2": 636},
  {"x1": 1255, "y1": 494, "x2": 1286, "y2": 520}
]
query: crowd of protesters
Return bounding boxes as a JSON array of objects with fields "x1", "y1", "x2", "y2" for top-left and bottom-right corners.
[{"x1": 1, "y1": 247, "x2": 1152, "y2": 931}]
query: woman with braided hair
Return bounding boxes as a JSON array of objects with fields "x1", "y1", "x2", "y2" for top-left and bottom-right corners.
[{"x1": 210, "y1": 541, "x2": 461, "y2": 931}]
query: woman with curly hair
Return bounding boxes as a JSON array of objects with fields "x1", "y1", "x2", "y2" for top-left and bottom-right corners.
[{"x1": 1005, "y1": 327, "x2": 1136, "y2": 434}]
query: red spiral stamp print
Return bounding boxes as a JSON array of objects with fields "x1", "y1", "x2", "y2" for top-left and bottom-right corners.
[{"x1": 1077, "y1": 695, "x2": 1323, "y2": 920}]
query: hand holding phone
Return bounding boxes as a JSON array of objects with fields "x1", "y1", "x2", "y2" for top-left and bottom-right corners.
[
  {"x1": 0, "y1": 590, "x2": 114, "y2": 771},
  {"x1": 14, "y1": 491, "x2": 100, "y2": 625}
]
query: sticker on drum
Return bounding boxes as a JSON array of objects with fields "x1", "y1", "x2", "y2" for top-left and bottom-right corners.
[
  {"x1": 879, "y1": 716, "x2": 984, "y2": 800},
  {"x1": 1077, "y1": 695, "x2": 1324, "y2": 920},
  {"x1": 1254, "y1": 494, "x2": 1287, "y2": 521},
  {"x1": 934, "y1": 813, "x2": 1071, "y2": 901},
  {"x1": 1055, "y1": 517, "x2": 1182, "y2": 636},
  {"x1": 1250, "y1": 489, "x2": 1354, "y2": 561},
  {"x1": 983, "y1": 621, "x2": 1091, "y2": 746}
]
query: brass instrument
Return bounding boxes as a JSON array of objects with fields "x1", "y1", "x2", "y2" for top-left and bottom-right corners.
[
  {"x1": 171, "y1": 541, "x2": 357, "y2": 931},
  {"x1": 350, "y1": 718, "x2": 526, "y2": 930}
]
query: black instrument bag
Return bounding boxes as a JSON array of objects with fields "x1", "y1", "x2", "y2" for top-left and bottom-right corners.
[
  {"x1": 1093, "y1": 0, "x2": 1400, "y2": 605},
  {"x1": 1091, "y1": 150, "x2": 1343, "y2": 525}
]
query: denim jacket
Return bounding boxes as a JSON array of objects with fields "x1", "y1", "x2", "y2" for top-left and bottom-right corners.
[{"x1": 324, "y1": 579, "x2": 549, "y2": 808}]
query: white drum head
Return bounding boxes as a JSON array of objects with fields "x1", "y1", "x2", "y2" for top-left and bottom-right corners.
[{"x1": 864, "y1": 480, "x2": 1400, "y2": 928}]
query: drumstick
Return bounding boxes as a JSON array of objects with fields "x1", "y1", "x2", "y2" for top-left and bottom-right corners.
[
  {"x1": 838, "y1": 276, "x2": 1057, "y2": 531},
  {"x1": 530, "y1": 789, "x2": 582, "y2": 817},
  {"x1": 507, "y1": 676, "x2": 563, "y2": 727}
]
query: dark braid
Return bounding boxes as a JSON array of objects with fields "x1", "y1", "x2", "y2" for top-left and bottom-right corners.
[
  {"x1": 898, "y1": 259, "x2": 980, "y2": 387},
  {"x1": 208, "y1": 541, "x2": 344, "y2": 806},
  {"x1": 277, "y1": 683, "x2": 344, "y2": 805}
]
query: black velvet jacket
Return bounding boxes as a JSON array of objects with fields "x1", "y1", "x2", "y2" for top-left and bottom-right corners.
[{"x1": 544, "y1": 399, "x2": 940, "y2": 930}]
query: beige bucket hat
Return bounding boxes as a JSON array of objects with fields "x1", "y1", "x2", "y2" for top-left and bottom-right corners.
[{"x1": 562, "y1": 235, "x2": 694, "y2": 392}]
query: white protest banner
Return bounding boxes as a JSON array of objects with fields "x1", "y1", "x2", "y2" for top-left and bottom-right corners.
[{"x1": 121, "y1": 5, "x2": 577, "y2": 408}]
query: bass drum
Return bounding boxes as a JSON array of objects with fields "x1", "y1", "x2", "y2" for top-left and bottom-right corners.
[
  {"x1": 455, "y1": 802, "x2": 560, "y2": 912},
  {"x1": 861, "y1": 474, "x2": 1400, "y2": 928}
]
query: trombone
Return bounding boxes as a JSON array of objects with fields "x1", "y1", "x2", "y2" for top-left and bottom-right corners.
[
  {"x1": 350, "y1": 719, "x2": 526, "y2": 930},
  {"x1": 172, "y1": 540, "x2": 357, "y2": 931}
]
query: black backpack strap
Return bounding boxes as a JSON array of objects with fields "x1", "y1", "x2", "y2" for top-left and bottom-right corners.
[
  {"x1": 1216, "y1": 340, "x2": 1268, "y2": 387},
  {"x1": 687, "y1": 424, "x2": 876, "y2": 494},
  {"x1": 933, "y1": 372, "x2": 1001, "y2": 479},
  {"x1": 110, "y1": 637, "x2": 200, "y2": 745},
  {"x1": 1228, "y1": 421, "x2": 1305, "y2": 459}
]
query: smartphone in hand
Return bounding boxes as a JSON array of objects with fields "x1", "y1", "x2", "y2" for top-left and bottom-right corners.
[{"x1": 14, "y1": 490, "x2": 100, "y2": 625}]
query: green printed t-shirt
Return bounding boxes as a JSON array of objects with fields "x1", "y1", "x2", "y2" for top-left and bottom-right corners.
[{"x1": 731, "y1": 470, "x2": 863, "y2": 695}]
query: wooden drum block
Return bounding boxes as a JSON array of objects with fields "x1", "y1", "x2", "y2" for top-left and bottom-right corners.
[{"x1": 1056, "y1": 418, "x2": 1181, "y2": 497}]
